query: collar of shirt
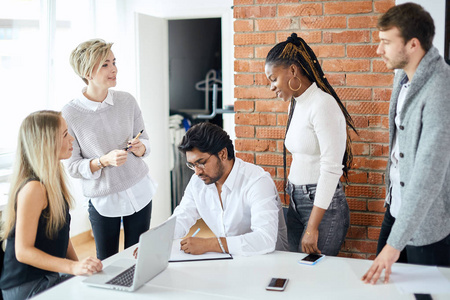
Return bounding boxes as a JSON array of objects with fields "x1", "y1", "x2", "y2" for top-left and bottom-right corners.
[
  {"x1": 79, "y1": 87, "x2": 114, "y2": 111},
  {"x1": 204, "y1": 158, "x2": 238, "y2": 194},
  {"x1": 396, "y1": 79, "x2": 411, "y2": 116},
  {"x1": 294, "y1": 82, "x2": 317, "y2": 103},
  {"x1": 222, "y1": 158, "x2": 238, "y2": 193},
  {"x1": 400, "y1": 75, "x2": 409, "y2": 86},
  {"x1": 400, "y1": 76, "x2": 411, "y2": 90}
]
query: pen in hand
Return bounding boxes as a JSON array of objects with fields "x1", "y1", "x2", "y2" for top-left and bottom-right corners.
[
  {"x1": 191, "y1": 228, "x2": 201, "y2": 237},
  {"x1": 180, "y1": 228, "x2": 201, "y2": 253},
  {"x1": 124, "y1": 129, "x2": 144, "y2": 151}
]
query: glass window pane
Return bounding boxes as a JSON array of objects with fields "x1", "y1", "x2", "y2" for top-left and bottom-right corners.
[
  {"x1": 0, "y1": 0, "x2": 95, "y2": 184},
  {"x1": 53, "y1": 0, "x2": 92, "y2": 110},
  {"x1": 0, "y1": 0, "x2": 45, "y2": 152}
]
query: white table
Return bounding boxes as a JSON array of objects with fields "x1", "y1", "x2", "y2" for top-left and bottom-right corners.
[{"x1": 34, "y1": 245, "x2": 450, "y2": 300}]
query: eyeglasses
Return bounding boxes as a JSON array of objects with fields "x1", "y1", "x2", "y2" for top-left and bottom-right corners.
[{"x1": 186, "y1": 154, "x2": 213, "y2": 171}]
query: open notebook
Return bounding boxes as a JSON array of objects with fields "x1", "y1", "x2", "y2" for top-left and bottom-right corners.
[{"x1": 169, "y1": 238, "x2": 232, "y2": 262}]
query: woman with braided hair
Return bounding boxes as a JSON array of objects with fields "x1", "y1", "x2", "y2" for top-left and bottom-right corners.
[{"x1": 265, "y1": 33, "x2": 357, "y2": 256}]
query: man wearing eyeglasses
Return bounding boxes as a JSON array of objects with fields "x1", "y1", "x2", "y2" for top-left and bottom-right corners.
[{"x1": 170, "y1": 122, "x2": 288, "y2": 256}]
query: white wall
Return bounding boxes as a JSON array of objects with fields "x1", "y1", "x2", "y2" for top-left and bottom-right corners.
[
  {"x1": 135, "y1": 13, "x2": 171, "y2": 229},
  {"x1": 68, "y1": 0, "x2": 234, "y2": 236},
  {"x1": 68, "y1": 179, "x2": 91, "y2": 237},
  {"x1": 128, "y1": 0, "x2": 234, "y2": 228}
]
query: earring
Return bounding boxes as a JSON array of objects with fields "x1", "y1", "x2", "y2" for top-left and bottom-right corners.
[{"x1": 288, "y1": 76, "x2": 302, "y2": 92}]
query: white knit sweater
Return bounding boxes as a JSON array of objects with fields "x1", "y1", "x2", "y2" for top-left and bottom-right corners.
[
  {"x1": 285, "y1": 82, "x2": 346, "y2": 209},
  {"x1": 62, "y1": 90, "x2": 150, "y2": 198}
]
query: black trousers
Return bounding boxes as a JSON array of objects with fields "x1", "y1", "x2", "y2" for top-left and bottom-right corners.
[
  {"x1": 377, "y1": 205, "x2": 450, "y2": 267},
  {"x1": 88, "y1": 200, "x2": 152, "y2": 260}
]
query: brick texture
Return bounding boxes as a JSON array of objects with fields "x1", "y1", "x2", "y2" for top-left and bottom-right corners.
[{"x1": 233, "y1": 0, "x2": 396, "y2": 259}]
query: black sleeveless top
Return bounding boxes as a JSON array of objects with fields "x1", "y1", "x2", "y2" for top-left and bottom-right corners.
[{"x1": 0, "y1": 180, "x2": 70, "y2": 290}]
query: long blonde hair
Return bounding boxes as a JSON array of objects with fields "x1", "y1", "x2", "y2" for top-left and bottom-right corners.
[{"x1": 1, "y1": 110, "x2": 73, "y2": 240}]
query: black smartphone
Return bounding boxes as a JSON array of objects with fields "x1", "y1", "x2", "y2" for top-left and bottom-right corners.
[
  {"x1": 298, "y1": 253, "x2": 325, "y2": 265},
  {"x1": 266, "y1": 278, "x2": 288, "y2": 291},
  {"x1": 414, "y1": 294, "x2": 433, "y2": 300}
]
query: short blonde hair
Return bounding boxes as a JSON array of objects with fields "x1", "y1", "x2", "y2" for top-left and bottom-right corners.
[{"x1": 69, "y1": 39, "x2": 113, "y2": 85}]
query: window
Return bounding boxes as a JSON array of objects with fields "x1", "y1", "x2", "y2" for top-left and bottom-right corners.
[{"x1": 0, "y1": 0, "x2": 95, "y2": 185}]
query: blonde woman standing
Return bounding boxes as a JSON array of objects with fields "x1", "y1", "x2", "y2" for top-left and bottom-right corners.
[
  {"x1": 63, "y1": 39, "x2": 156, "y2": 260},
  {"x1": 0, "y1": 111, "x2": 102, "y2": 300}
]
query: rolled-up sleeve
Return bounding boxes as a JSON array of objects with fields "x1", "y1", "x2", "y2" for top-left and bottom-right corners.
[{"x1": 170, "y1": 177, "x2": 201, "y2": 239}]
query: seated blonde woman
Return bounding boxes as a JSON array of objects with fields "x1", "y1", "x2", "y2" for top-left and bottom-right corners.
[{"x1": 0, "y1": 110, "x2": 102, "y2": 300}]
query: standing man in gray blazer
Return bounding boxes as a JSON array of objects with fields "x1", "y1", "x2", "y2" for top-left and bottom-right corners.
[{"x1": 362, "y1": 2, "x2": 450, "y2": 284}]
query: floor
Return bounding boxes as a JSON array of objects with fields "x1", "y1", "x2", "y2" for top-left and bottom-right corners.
[{"x1": 72, "y1": 219, "x2": 213, "y2": 260}]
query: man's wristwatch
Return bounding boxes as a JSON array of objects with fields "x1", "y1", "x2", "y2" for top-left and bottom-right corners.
[{"x1": 97, "y1": 157, "x2": 104, "y2": 169}]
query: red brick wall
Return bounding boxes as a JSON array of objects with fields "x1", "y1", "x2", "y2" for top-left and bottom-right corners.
[{"x1": 233, "y1": 0, "x2": 395, "y2": 259}]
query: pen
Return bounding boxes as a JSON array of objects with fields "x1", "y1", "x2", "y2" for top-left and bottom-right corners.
[
  {"x1": 133, "y1": 129, "x2": 144, "y2": 140},
  {"x1": 191, "y1": 228, "x2": 201, "y2": 237},
  {"x1": 124, "y1": 129, "x2": 144, "y2": 150}
]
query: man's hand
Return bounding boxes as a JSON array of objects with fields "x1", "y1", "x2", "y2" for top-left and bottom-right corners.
[
  {"x1": 180, "y1": 237, "x2": 213, "y2": 255},
  {"x1": 362, "y1": 244, "x2": 400, "y2": 284}
]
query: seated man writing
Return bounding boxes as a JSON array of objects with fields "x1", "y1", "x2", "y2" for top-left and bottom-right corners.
[{"x1": 172, "y1": 122, "x2": 288, "y2": 256}]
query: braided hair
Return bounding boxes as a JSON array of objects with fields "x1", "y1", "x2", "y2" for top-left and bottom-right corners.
[{"x1": 266, "y1": 33, "x2": 357, "y2": 180}]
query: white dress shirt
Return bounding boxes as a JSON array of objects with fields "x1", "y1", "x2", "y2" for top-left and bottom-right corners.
[
  {"x1": 73, "y1": 88, "x2": 157, "y2": 217},
  {"x1": 170, "y1": 158, "x2": 285, "y2": 256},
  {"x1": 389, "y1": 79, "x2": 410, "y2": 218}
]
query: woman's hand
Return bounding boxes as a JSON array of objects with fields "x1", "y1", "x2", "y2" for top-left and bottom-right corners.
[
  {"x1": 302, "y1": 205, "x2": 326, "y2": 254},
  {"x1": 127, "y1": 138, "x2": 146, "y2": 157},
  {"x1": 71, "y1": 256, "x2": 103, "y2": 276},
  {"x1": 104, "y1": 149, "x2": 128, "y2": 167},
  {"x1": 301, "y1": 228, "x2": 321, "y2": 254}
]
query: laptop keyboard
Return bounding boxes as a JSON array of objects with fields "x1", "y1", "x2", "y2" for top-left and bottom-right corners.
[{"x1": 106, "y1": 264, "x2": 136, "y2": 287}]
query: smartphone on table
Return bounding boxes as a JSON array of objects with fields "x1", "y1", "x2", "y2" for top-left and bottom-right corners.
[
  {"x1": 298, "y1": 253, "x2": 325, "y2": 265},
  {"x1": 266, "y1": 278, "x2": 288, "y2": 291}
]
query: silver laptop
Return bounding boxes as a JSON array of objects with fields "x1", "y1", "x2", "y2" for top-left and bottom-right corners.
[{"x1": 82, "y1": 217, "x2": 176, "y2": 292}]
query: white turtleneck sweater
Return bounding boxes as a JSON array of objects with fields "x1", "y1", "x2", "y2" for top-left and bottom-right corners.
[{"x1": 285, "y1": 82, "x2": 346, "y2": 209}]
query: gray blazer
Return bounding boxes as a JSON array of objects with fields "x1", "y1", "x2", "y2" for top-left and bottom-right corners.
[{"x1": 385, "y1": 47, "x2": 450, "y2": 250}]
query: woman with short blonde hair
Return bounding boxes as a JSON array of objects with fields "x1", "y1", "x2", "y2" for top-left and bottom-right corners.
[
  {"x1": 69, "y1": 39, "x2": 113, "y2": 85},
  {"x1": 63, "y1": 39, "x2": 156, "y2": 260}
]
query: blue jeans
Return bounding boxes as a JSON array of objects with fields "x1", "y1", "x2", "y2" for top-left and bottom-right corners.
[
  {"x1": 377, "y1": 205, "x2": 450, "y2": 267},
  {"x1": 286, "y1": 181, "x2": 349, "y2": 256},
  {"x1": 88, "y1": 200, "x2": 152, "y2": 260}
]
